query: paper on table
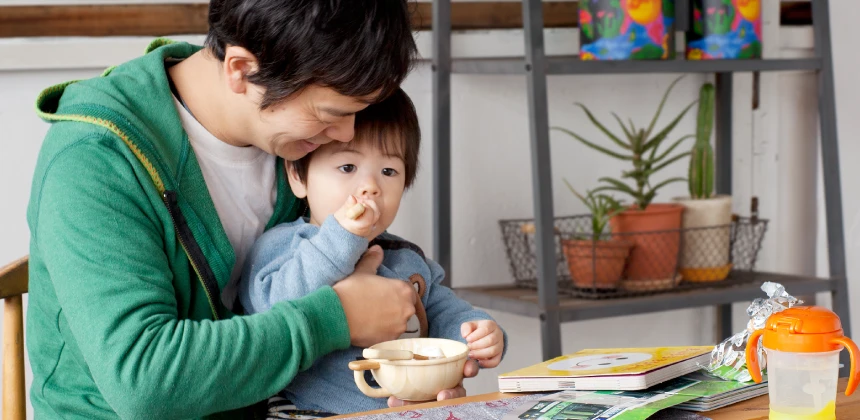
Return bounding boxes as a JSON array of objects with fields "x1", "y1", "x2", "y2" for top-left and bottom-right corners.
[{"x1": 502, "y1": 370, "x2": 764, "y2": 420}]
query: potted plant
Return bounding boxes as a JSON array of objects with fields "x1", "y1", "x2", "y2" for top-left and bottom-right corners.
[
  {"x1": 561, "y1": 183, "x2": 632, "y2": 290},
  {"x1": 553, "y1": 76, "x2": 693, "y2": 287},
  {"x1": 672, "y1": 82, "x2": 733, "y2": 282}
]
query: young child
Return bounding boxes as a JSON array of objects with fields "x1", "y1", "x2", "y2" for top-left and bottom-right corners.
[{"x1": 238, "y1": 88, "x2": 507, "y2": 415}]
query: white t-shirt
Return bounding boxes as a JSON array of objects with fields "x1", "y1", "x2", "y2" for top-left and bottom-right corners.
[{"x1": 173, "y1": 97, "x2": 277, "y2": 309}]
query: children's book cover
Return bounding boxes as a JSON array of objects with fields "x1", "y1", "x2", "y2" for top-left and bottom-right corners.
[{"x1": 500, "y1": 346, "x2": 713, "y2": 379}]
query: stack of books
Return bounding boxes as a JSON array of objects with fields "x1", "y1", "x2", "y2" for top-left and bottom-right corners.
[
  {"x1": 674, "y1": 372, "x2": 768, "y2": 412},
  {"x1": 498, "y1": 346, "x2": 768, "y2": 415},
  {"x1": 498, "y1": 346, "x2": 714, "y2": 392}
]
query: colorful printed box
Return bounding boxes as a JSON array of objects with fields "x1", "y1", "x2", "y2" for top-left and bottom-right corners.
[
  {"x1": 686, "y1": 0, "x2": 762, "y2": 59},
  {"x1": 579, "y1": 0, "x2": 676, "y2": 61}
]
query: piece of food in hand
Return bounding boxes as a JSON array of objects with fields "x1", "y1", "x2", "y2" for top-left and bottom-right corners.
[{"x1": 345, "y1": 202, "x2": 366, "y2": 220}]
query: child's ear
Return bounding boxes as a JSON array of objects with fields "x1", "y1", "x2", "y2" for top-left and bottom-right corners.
[{"x1": 286, "y1": 164, "x2": 308, "y2": 199}]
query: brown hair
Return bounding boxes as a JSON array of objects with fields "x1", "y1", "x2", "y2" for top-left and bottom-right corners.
[{"x1": 290, "y1": 87, "x2": 421, "y2": 188}]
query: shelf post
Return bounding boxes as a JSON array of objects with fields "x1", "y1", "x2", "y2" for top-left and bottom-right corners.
[
  {"x1": 811, "y1": 0, "x2": 852, "y2": 377},
  {"x1": 522, "y1": 0, "x2": 561, "y2": 360},
  {"x1": 432, "y1": 0, "x2": 453, "y2": 287},
  {"x1": 715, "y1": 72, "x2": 734, "y2": 341}
]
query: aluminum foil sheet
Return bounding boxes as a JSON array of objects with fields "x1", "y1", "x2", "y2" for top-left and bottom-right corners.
[{"x1": 705, "y1": 281, "x2": 802, "y2": 382}]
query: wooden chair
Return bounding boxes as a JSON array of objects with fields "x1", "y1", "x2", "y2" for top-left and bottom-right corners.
[{"x1": 1, "y1": 256, "x2": 27, "y2": 420}]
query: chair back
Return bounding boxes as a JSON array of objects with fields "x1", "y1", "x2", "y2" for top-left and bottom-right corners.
[{"x1": 1, "y1": 256, "x2": 28, "y2": 420}]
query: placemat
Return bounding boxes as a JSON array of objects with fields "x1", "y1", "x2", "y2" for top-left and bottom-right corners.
[{"x1": 346, "y1": 395, "x2": 713, "y2": 420}]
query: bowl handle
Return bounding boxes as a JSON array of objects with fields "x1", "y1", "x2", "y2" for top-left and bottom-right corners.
[{"x1": 348, "y1": 360, "x2": 392, "y2": 399}]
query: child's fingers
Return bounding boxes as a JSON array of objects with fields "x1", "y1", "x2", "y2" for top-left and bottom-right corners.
[
  {"x1": 340, "y1": 194, "x2": 357, "y2": 211},
  {"x1": 468, "y1": 343, "x2": 502, "y2": 360},
  {"x1": 478, "y1": 353, "x2": 503, "y2": 369},
  {"x1": 464, "y1": 321, "x2": 496, "y2": 342},
  {"x1": 361, "y1": 200, "x2": 381, "y2": 225},
  {"x1": 467, "y1": 329, "x2": 502, "y2": 352},
  {"x1": 337, "y1": 195, "x2": 366, "y2": 225},
  {"x1": 461, "y1": 322, "x2": 478, "y2": 339}
]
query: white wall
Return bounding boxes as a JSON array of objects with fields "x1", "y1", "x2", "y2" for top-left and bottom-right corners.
[
  {"x1": 826, "y1": 0, "x2": 860, "y2": 328},
  {"x1": 3, "y1": 5, "x2": 856, "y2": 416}
]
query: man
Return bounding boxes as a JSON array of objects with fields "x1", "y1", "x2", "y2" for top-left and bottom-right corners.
[{"x1": 28, "y1": 0, "x2": 476, "y2": 418}]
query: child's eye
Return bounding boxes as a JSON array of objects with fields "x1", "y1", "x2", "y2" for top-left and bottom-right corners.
[
  {"x1": 382, "y1": 168, "x2": 399, "y2": 177},
  {"x1": 338, "y1": 165, "x2": 356, "y2": 174}
]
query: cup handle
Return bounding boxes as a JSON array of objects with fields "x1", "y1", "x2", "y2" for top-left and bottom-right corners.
[
  {"x1": 746, "y1": 329, "x2": 765, "y2": 383},
  {"x1": 348, "y1": 360, "x2": 392, "y2": 399},
  {"x1": 832, "y1": 336, "x2": 860, "y2": 396}
]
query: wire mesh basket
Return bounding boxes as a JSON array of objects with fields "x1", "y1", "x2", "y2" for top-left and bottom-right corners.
[{"x1": 499, "y1": 214, "x2": 768, "y2": 299}]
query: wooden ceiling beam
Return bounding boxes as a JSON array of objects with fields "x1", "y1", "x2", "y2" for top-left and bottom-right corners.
[
  {"x1": 0, "y1": 2, "x2": 578, "y2": 38},
  {"x1": 0, "y1": 2, "x2": 811, "y2": 39}
]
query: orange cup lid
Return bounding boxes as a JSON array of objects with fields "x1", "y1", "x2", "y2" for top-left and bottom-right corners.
[{"x1": 761, "y1": 306, "x2": 845, "y2": 352}]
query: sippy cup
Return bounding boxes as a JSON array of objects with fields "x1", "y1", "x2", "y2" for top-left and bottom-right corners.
[{"x1": 746, "y1": 306, "x2": 859, "y2": 420}]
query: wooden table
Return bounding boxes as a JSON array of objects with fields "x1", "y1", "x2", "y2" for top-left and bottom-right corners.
[{"x1": 332, "y1": 378, "x2": 860, "y2": 419}]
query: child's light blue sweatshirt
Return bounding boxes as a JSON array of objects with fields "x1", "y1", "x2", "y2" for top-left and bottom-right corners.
[{"x1": 238, "y1": 216, "x2": 506, "y2": 414}]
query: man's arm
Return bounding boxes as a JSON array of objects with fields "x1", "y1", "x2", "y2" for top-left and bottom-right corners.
[
  {"x1": 33, "y1": 142, "x2": 350, "y2": 419},
  {"x1": 241, "y1": 215, "x2": 368, "y2": 314}
]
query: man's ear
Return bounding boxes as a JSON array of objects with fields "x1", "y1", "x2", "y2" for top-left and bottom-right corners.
[
  {"x1": 286, "y1": 164, "x2": 308, "y2": 199},
  {"x1": 222, "y1": 46, "x2": 259, "y2": 95}
]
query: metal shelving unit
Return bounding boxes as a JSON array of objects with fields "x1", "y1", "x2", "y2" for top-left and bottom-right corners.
[
  {"x1": 451, "y1": 57, "x2": 823, "y2": 74},
  {"x1": 431, "y1": 0, "x2": 852, "y2": 374}
]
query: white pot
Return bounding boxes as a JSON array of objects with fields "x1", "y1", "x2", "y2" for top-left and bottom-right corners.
[{"x1": 672, "y1": 195, "x2": 733, "y2": 269}]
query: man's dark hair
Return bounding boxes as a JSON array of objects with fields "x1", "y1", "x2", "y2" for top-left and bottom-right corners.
[
  {"x1": 205, "y1": 0, "x2": 417, "y2": 109},
  {"x1": 291, "y1": 87, "x2": 421, "y2": 188}
]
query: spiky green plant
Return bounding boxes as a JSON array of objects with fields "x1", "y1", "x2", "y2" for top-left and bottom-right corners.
[
  {"x1": 689, "y1": 82, "x2": 715, "y2": 199},
  {"x1": 564, "y1": 180, "x2": 623, "y2": 242},
  {"x1": 553, "y1": 76, "x2": 696, "y2": 211}
]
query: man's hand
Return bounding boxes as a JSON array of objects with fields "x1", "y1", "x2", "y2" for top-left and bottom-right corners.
[
  {"x1": 461, "y1": 320, "x2": 504, "y2": 368},
  {"x1": 334, "y1": 195, "x2": 380, "y2": 239},
  {"x1": 332, "y1": 245, "x2": 416, "y2": 348},
  {"x1": 387, "y1": 359, "x2": 479, "y2": 408}
]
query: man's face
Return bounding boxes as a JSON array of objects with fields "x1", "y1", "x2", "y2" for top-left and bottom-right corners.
[{"x1": 248, "y1": 85, "x2": 378, "y2": 160}]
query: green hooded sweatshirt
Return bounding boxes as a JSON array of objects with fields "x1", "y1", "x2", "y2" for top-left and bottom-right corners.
[{"x1": 27, "y1": 39, "x2": 351, "y2": 419}]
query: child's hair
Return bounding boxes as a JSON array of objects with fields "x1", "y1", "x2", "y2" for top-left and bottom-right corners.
[
  {"x1": 205, "y1": 0, "x2": 417, "y2": 110},
  {"x1": 290, "y1": 87, "x2": 421, "y2": 188}
]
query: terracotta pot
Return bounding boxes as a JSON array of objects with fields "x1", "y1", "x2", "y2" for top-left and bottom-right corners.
[
  {"x1": 673, "y1": 195, "x2": 733, "y2": 282},
  {"x1": 562, "y1": 238, "x2": 632, "y2": 290},
  {"x1": 609, "y1": 203, "x2": 684, "y2": 282}
]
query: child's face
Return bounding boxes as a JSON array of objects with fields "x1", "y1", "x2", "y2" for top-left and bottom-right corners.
[{"x1": 292, "y1": 139, "x2": 407, "y2": 239}]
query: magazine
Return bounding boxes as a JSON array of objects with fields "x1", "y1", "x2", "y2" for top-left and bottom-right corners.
[{"x1": 501, "y1": 370, "x2": 767, "y2": 420}]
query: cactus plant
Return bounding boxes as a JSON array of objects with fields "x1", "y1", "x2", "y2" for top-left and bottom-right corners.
[
  {"x1": 689, "y1": 82, "x2": 715, "y2": 199},
  {"x1": 553, "y1": 76, "x2": 696, "y2": 211}
]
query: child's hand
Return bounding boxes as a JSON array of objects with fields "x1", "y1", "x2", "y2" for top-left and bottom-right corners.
[
  {"x1": 461, "y1": 320, "x2": 504, "y2": 368},
  {"x1": 334, "y1": 195, "x2": 380, "y2": 238}
]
